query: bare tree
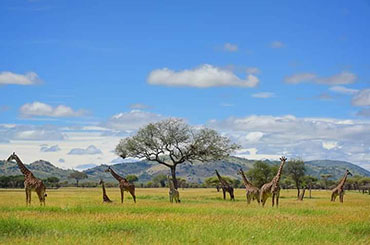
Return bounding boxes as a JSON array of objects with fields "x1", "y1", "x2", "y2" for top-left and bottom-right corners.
[{"x1": 115, "y1": 119, "x2": 239, "y2": 189}]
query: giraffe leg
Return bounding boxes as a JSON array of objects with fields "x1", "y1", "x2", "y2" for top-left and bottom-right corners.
[
  {"x1": 247, "y1": 193, "x2": 251, "y2": 204},
  {"x1": 276, "y1": 191, "x2": 280, "y2": 207},
  {"x1": 28, "y1": 189, "x2": 32, "y2": 205},
  {"x1": 120, "y1": 188, "x2": 124, "y2": 203},
  {"x1": 37, "y1": 191, "x2": 43, "y2": 206},
  {"x1": 272, "y1": 193, "x2": 275, "y2": 207},
  {"x1": 222, "y1": 189, "x2": 226, "y2": 200},
  {"x1": 340, "y1": 193, "x2": 344, "y2": 203},
  {"x1": 129, "y1": 190, "x2": 136, "y2": 203},
  {"x1": 25, "y1": 188, "x2": 29, "y2": 205}
]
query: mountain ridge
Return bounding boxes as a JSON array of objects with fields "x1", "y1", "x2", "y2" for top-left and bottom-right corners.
[{"x1": 0, "y1": 157, "x2": 369, "y2": 183}]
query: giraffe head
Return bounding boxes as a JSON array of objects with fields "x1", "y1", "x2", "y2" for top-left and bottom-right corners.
[
  {"x1": 6, "y1": 152, "x2": 17, "y2": 162},
  {"x1": 99, "y1": 179, "x2": 104, "y2": 185},
  {"x1": 104, "y1": 166, "x2": 111, "y2": 173},
  {"x1": 280, "y1": 156, "x2": 287, "y2": 162},
  {"x1": 346, "y1": 169, "x2": 353, "y2": 176}
]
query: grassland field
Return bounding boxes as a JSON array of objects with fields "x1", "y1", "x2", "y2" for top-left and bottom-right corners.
[{"x1": 0, "y1": 188, "x2": 369, "y2": 244}]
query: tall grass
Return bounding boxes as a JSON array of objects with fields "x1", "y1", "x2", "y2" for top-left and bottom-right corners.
[{"x1": 0, "y1": 188, "x2": 369, "y2": 244}]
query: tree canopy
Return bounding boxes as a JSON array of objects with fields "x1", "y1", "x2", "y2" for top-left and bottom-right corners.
[
  {"x1": 115, "y1": 118, "x2": 239, "y2": 189},
  {"x1": 285, "y1": 159, "x2": 305, "y2": 197},
  {"x1": 68, "y1": 171, "x2": 88, "y2": 187}
]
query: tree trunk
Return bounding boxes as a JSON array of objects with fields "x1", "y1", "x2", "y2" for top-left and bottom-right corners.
[
  {"x1": 296, "y1": 181, "x2": 300, "y2": 198},
  {"x1": 76, "y1": 179, "x2": 79, "y2": 187},
  {"x1": 309, "y1": 185, "x2": 312, "y2": 199},
  {"x1": 170, "y1": 166, "x2": 178, "y2": 190}
]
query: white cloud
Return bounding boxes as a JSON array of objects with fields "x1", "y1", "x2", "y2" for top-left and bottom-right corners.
[
  {"x1": 245, "y1": 132, "x2": 264, "y2": 142},
  {"x1": 252, "y1": 92, "x2": 275, "y2": 98},
  {"x1": 285, "y1": 71, "x2": 356, "y2": 85},
  {"x1": 129, "y1": 103, "x2": 151, "y2": 109},
  {"x1": 284, "y1": 73, "x2": 316, "y2": 84},
  {"x1": 322, "y1": 141, "x2": 339, "y2": 150},
  {"x1": 207, "y1": 115, "x2": 370, "y2": 168},
  {"x1": 270, "y1": 41, "x2": 284, "y2": 48},
  {"x1": 330, "y1": 86, "x2": 359, "y2": 95},
  {"x1": 68, "y1": 145, "x2": 102, "y2": 155},
  {"x1": 104, "y1": 110, "x2": 165, "y2": 131},
  {"x1": 246, "y1": 67, "x2": 260, "y2": 74},
  {"x1": 352, "y1": 89, "x2": 370, "y2": 106},
  {"x1": 223, "y1": 43, "x2": 238, "y2": 52},
  {"x1": 40, "y1": 145, "x2": 61, "y2": 152},
  {"x1": 147, "y1": 64, "x2": 259, "y2": 88},
  {"x1": 20, "y1": 102, "x2": 86, "y2": 118},
  {"x1": 0, "y1": 71, "x2": 41, "y2": 85},
  {"x1": 316, "y1": 71, "x2": 356, "y2": 85}
]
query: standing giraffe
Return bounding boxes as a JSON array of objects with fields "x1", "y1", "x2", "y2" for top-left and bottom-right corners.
[
  {"x1": 331, "y1": 169, "x2": 352, "y2": 203},
  {"x1": 215, "y1": 170, "x2": 235, "y2": 200},
  {"x1": 105, "y1": 166, "x2": 136, "y2": 203},
  {"x1": 99, "y1": 179, "x2": 112, "y2": 203},
  {"x1": 259, "y1": 156, "x2": 287, "y2": 207},
  {"x1": 6, "y1": 152, "x2": 47, "y2": 206},
  {"x1": 238, "y1": 168, "x2": 260, "y2": 204},
  {"x1": 167, "y1": 175, "x2": 180, "y2": 203}
]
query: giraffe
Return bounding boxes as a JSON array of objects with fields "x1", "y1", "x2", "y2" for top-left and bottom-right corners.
[
  {"x1": 331, "y1": 169, "x2": 352, "y2": 203},
  {"x1": 6, "y1": 152, "x2": 47, "y2": 206},
  {"x1": 259, "y1": 156, "x2": 287, "y2": 207},
  {"x1": 167, "y1": 175, "x2": 180, "y2": 203},
  {"x1": 104, "y1": 166, "x2": 136, "y2": 203},
  {"x1": 215, "y1": 170, "x2": 235, "y2": 201},
  {"x1": 238, "y1": 168, "x2": 260, "y2": 204},
  {"x1": 99, "y1": 179, "x2": 112, "y2": 203}
]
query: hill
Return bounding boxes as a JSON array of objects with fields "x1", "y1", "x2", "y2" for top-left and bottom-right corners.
[{"x1": 1, "y1": 157, "x2": 369, "y2": 183}]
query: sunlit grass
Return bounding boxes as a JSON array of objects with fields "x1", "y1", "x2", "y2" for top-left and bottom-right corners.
[{"x1": 0, "y1": 188, "x2": 369, "y2": 244}]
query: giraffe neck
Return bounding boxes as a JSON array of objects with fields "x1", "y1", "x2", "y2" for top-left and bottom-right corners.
[
  {"x1": 14, "y1": 155, "x2": 32, "y2": 176},
  {"x1": 109, "y1": 169, "x2": 124, "y2": 182},
  {"x1": 168, "y1": 176, "x2": 175, "y2": 191},
  {"x1": 216, "y1": 171, "x2": 230, "y2": 187},
  {"x1": 101, "y1": 182, "x2": 107, "y2": 195},
  {"x1": 239, "y1": 169, "x2": 252, "y2": 187},
  {"x1": 272, "y1": 160, "x2": 286, "y2": 185},
  {"x1": 338, "y1": 172, "x2": 348, "y2": 188}
]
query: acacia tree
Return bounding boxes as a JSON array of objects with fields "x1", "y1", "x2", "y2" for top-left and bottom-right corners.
[
  {"x1": 285, "y1": 159, "x2": 305, "y2": 198},
  {"x1": 115, "y1": 119, "x2": 239, "y2": 189},
  {"x1": 68, "y1": 171, "x2": 88, "y2": 187}
]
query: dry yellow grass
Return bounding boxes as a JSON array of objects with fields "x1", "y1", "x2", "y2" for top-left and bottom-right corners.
[{"x1": 0, "y1": 188, "x2": 369, "y2": 244}]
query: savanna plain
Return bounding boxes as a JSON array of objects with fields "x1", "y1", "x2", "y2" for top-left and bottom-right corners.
[{"x1": 0, "y1": 188, "x2": 369, "y2": 244}]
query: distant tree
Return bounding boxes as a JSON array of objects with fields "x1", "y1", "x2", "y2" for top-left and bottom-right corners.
[
  {"x1": 115, "y1": 119, "x2": 239, "y2": 189},
  {"x1": 177, "y1": 178, "x2": 187, "y2": 189},
  {"x1": 68, "y1": 171, "x2": 88, "y2": 187},
  {"x1": 246, "y1": 161, "x2": 276, "y2": 188},
  {"x1": 0, "y1": 175, "x2": 24, "y2": 188},
  {"x1": 285, "y1": 159, "x2": 306, "y2": 198},
  {"x1": 44, "y1": 176, "x2": 60, "y2": 188},
  {"x1": 302, "y1": 175, "x2": 318, "y2": 198},
  {"x1": 152, "y1": 174, "x2": 167, "y2": 187},
  {"x1": 320, "y1": 174, "x2": 332, "y2": 189},
  {"x1": 204, "y1": 176, "x2": 220, "y2": 190},
  {"x1": 125, "y1": 175, "x2": 138, "y2": 183}
]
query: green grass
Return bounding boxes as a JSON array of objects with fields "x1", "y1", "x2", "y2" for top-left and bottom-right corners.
[{"x1": 0, "y1": 188, "x2": 369, "y2": 244}]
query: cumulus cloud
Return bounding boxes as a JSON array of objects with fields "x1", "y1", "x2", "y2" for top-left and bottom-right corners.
[
  {"x1": 0, "y1": 71, "x2": 41, "y2": 85},
  {"x1": 352, "y1": 89, "x2": 370, "y2": 106},
  {"x1": 207, "y1": 115, "x2": 370, "y2": 165},
  {"x1": 223, "y1": 43, "x2": 238, "y2": 52},
  {"x1": 40, "y1": 145, "x2": 61, "y2": 152},
  {"x1": 330, "y1": 86, "x2": 359, "y2": 95},
  {"x1": 68, "y1": 145, "x2": 102, "y2": 155},
  {"x1": 270, "y1": 41, "x2": 284, "y2": 48},
  {"x1": 20, "y1": 102, "x2": 86, "y2": 118},
  {"x1": 252, "y1": 92, "x2": 275, "y2": 98},
  {"x1": 104, "y1": 110, "x2": 165, "y2": 131},
  {"x1": 285, "y1": 71, "x2": 356, "y2": 85},
  {"x1": 147, "y1": 64, "x2": 259, "y2": 88}
]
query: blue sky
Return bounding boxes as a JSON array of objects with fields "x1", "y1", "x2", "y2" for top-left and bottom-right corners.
[{"x1": 1, "y1": 0, "x2": 370, "y2": 170}]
